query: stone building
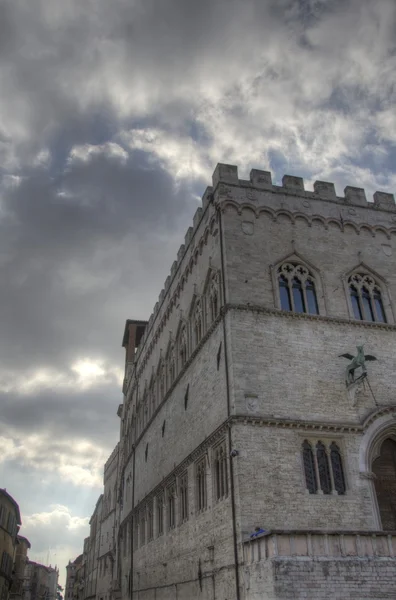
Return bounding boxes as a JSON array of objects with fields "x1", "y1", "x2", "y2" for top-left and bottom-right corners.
[
  {"x1": 96, "y1": 445, "x2": 119, "y2": 600},
  {"x1": 0, "y1": 489, "x2": 21, "y2": 600},
  {"x1": 10, "y1": 536, "x2": 31, "y2": 600},
  {"x1": 64, "y1": 555, "x2": 82, "y2": 600},
  {"x1": 23, "y1": 561, "x2": 58, "y2": 600},
  {"x1": 115, "y1": 163, "x2": 396, "y2": 599}
]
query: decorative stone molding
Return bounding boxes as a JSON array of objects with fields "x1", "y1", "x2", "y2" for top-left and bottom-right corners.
[{"x1": 243, "y1": 530, "x2": 396, "y2": 563}]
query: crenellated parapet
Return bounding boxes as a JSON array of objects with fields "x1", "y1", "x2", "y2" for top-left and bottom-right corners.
[
  {"x1": 211, "y1": 163, "x2": 395, "y2": 211},
  {"x1": 104, "y1": 443, "x2": 119, "y2": 479}
]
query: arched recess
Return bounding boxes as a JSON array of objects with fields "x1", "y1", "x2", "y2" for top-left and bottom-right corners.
[{"x1": 359, "y1": 411, "x2": 396, "y2": 529}]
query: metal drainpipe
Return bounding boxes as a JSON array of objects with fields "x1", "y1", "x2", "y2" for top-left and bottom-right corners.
[{"x1": 217, "y1": 204, "x2": 241, "y2": 600}]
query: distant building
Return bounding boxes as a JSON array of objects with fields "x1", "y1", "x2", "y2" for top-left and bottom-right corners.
[
  {"x1": 64, "y1": 555, "x2": 82, "y2": 600},
  {"x1": 10, "y1": 536, "x2": 31, "y2": 600},
  {"x1": 0, "y1": 489, "x2": 21, "y2": 600},
  {"x1": 23, "y1": 561, "x2": 58, "y2": 600}
]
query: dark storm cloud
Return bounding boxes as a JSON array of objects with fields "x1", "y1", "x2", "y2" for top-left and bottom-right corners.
[{"x1": 0, "y1": 147, "x2": 196, "y2": 371}]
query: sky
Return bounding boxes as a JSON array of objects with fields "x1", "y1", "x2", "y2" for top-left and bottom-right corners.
[{"x1": 0, "y1": 0, "x2": 395, "y2": 588}]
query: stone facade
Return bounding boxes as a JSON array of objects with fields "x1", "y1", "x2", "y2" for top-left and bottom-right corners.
[
  {"x1": 0, "y1": 490, "x2": 21, "y2": 600},
  {"x1": 72, "y1": 163, "x2": 396, "y2": 599}
]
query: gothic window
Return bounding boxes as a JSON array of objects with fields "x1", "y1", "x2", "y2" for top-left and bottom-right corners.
[
  {"x1": 156, "y1": 494, "x2": 164, "y2": 536},
  {"x1": 179, "y1": 472, "x2": 189, "y2": 523},
  {"x1": 196, "y1": 457, "x2": 207, "y2": 512},
  {"x1": 168, "y1": 351, "x2": 176, "y2": 386},
  {"x1": 278, "y1": 263, "x2": 319, "y2": 315},
  {"x1": 316, "y1": 442, "x2": 332, "y2": 495},
  {"x1": 139, "y1": 510, "x2": 145, "y2": 546},
  {"x1": 372, "y1": 438, "x2": 396, "y2": 530},
  {"x1": 167, "y1": 485, "x2": 176, "y2": 530},
  {"x1": 348, "y1": 273, "x2": 387, "y2": 323},
  {"x1": 179, "y1": 325, "x2": 188, "y2": 369},
  {"x1": 150, "y1": 380, "x2": 156, "y2": 416},
  {"x1": 209, "y1": 272, "x2": 220, "y2": 323},
  {"x1": 330, "y1": 443, "x2": 346, "y2": 495},
  {"x1": 194, "y1": 300, "x2": 203, "y2": 346},
  {"x1": 302, "y1": 440, "x2": 346, "y2": 495},
  {"x1": 302, "y1": 440, "x2": 317, "y2": 494},
  {"x1": 214, "y1": 442, "x2": 228, "y2": 501},
  {"x1": 147, "y1": 502, "x2": 154, "y2": 541},
  {"x1": 159, "y1": 362, "x2": 165, "y2": 401}
]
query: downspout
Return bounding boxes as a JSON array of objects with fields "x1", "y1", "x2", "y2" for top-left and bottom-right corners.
[{"x1": 217, "y1": 204, "x2": 241, "y2": 600}]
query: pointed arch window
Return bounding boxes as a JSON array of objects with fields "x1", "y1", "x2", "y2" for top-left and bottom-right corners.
[
  {"x1": 194, "y1": 300, "x2": 203, "y2": 346},
  {"x1": 167, "y1": 484, "x2": 176, "y2": 530},
  {"x1": 302, "y1": 440, "x2": 317, "y2": 494},
  {"x1": 330, "y1": 443, "x2": 346, "y2": 495},
  {"x1": 214, "y1": 442, "x2": 228, "y2": 501},
  {"x1": 316, "y1": 441, "x2": 332, "y2": 494},
  {"x1": 348, "y1": 273, "x2": 387, "y2": 323},
  {"x1": 278, "y1": 263, "x2": 319, "y2": 315},
  {"x1": 196, "y1": 457, "x2": 207, "y2": 512},
  {"x1": 179, "y1": 325, "x2": 188, "y2": 369},
  {"x1": 208, "y1": 271, "x2": 220, "y2": 323},
  {"x1": 179, "y1": 472, "x2": 189, "y2": 523}
]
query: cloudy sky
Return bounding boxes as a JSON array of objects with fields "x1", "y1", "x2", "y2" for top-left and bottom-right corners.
[{"x1": 0, "y1": 0, "x2": 395, "y2": 587}]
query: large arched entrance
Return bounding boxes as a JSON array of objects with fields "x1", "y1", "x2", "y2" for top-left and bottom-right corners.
[{"x1": 372, "y1": 438, "x2": 396, "y2": 530}]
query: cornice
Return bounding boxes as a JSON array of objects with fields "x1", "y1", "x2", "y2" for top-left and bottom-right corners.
[
  {"x1": 217, "y1": 200, "x2": 396, "y2": 240},
  {"x1": 225, "y1": 303, "x2": 396, "y2": 331}
]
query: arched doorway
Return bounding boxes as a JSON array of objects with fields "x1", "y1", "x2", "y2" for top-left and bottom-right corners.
[{"x1": 372, "y1": 438, "x2": 396, "y2": 530}]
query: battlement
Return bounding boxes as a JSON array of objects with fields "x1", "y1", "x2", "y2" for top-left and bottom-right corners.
[
  {"x1": 130, "y1": 163, "x2": 395, "y2": 375},
  {"x1": 212, "y1": 163, "x2": 395, "y2": 209}
]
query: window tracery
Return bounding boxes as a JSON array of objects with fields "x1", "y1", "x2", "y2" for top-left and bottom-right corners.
[
  {"x1": 302, "y1": 439, "x2": 346, "y2": 495},
  {"x1": 348, "y1": 273, "x2": 387, "y2": 323},
  {"x1": 278, "y1": 263, "x2": 319, "y2": 315}
]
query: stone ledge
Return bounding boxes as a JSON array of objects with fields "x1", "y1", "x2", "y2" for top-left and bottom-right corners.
[{"x1": 244, "y1": 530, "x2": 396, "y2": 563}]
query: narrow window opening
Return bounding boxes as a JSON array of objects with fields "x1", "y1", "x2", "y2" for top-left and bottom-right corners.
[
  {"x1": 217, "y1": 342, "x2": 222, "y2": 371},
  {"x1": 330, "y1": 442, "x2": 346, "y2": 495},
  {"x1": 302, "y1": 440, "x2": 317, "y2": 494},
  {"x1": 145, "y1": 443, "x2": 148, "y2": 462},
  {"x1": 162, "y1": 420, "x2": 166, "y2": 438},
  {"x1": 292, "y1": 277, "x2": 305, "y2": 313},
  {"x1": 279, "y1": 275, "x2": 291, "y2": 311},
  {"x1": 184, "y1": 384, "x2": 189, "y2": 410},
  {"x1": 361, "y1": 287, "x2": 375, "y2": 321},
  {"x1": 316, "y1": 441, "x2": 332, "y2": 494}
]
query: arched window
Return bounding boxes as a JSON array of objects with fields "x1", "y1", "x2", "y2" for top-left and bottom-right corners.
[
  {"x1": 348, "y1": 273, "x2": 387, "y2": 323},
  {"x1": 209, "y1": 272, "x2": 220, "y2": 322},
  {"x1": 372, "y1": 438, "x2": 396, "y2": 530},
  {"x1": 302, "y1": 440, "x2": 317, "y2": 494},
  {"x1": 179, "y1": 472, "x2": 188, "y2": 523},
  {"x1": 196, "y1": 458, "x2": 207, "y2": 512},
  {"x1": 316, "y1": 442, "x2": 332, "y2": 495},
  {"x1": 214, "y1": 443, "x2": 228, "y2": 501},
  {"x1": 167, "y1": 485, "x2": 176, "y2": 530},
  {"x1": 179, "y1": 326, "x2": 188, "y2": 369},
  {"x1": 194, "y1": 301, "x2": 203, "y2": 346},
  {"x1": 330, "y1": 443, "x2": 346, "y2": 495},
  {"x1": 278, "y1": 263, "x2": 319, "y2": 315}
]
